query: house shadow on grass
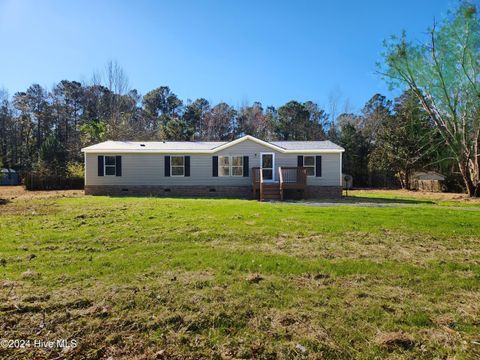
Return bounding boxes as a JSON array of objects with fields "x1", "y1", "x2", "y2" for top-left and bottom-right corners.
[
  {"x1": 341, "y1": 196, "x2": 435, "y2": 205},
  {"x1": 305, "y1": 196, "x2": 435, "y2": 206},
  {"x1": 291, "y1": 196, "x2": 436, "y2": 207}
]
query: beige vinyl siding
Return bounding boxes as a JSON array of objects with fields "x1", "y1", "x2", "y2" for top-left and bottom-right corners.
[{"x1": 85, "y1": 139, "x2": 341, "y2": 186}]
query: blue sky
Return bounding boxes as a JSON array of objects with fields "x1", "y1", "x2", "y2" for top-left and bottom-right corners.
[{"x1": 0, "y1": 0, "x2": 454, "y2": 111}]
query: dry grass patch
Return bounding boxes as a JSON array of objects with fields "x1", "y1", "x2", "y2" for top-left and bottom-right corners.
[{"x1": 347, "y1": 189, "x2": 480, "y2": 207}]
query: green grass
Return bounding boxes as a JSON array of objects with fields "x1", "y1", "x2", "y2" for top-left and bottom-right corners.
[{"x1": 1, "y1": 194, "x2": 479, "y2": 359}]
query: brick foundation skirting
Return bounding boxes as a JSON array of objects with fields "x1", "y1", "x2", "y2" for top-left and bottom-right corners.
[
  {"x1": 85, "y1": 185, "x2": 342, "y2": 199},
  {"x1": 85, "y1": 185, "x2": 253, "y2": 198},
  {"x1": 305, "y1": 186, "x2": 342, "y2": 198}
]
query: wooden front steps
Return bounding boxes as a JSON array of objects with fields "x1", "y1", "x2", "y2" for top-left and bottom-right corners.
[
  {"x1": 260, "y1": 183, "x2": 281, "y2": 201},
  {"x1": 252, "y1": 167, "x2": 307, "y2": 201}
]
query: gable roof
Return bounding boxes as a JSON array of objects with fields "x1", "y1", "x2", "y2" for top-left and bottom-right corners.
[
  {"x1": 81, "y1": 135, "x2": 344, "y2": 154},
  {"x1": 412, "y1": 171, "x2": 445, "y2": 181}
]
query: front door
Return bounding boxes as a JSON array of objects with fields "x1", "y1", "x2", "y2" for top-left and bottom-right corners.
[{"x1": 261, "y1": 153, "x2": 275, "y2": 181}]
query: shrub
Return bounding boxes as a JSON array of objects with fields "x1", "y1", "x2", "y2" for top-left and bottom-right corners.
[{"x1": 67, "y1": 162, "x2": 84, "y2": 177}]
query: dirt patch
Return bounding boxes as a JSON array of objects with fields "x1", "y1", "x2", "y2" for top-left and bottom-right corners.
[
  {"x1": 21, "y1": 269, "x2": 40, "y2": 280},
  {"x1": 375, "y1": 331, "x2": 415, "y2": 350},
  {"x1": 246, "y1": 273, "x2": 264, "y2": 283},
  {"x1": 0, "y1": 186, "x2": 84, "y2": 201},
  {"x1": 350, "y1": 189, "x2": 480, "y2": 203}
]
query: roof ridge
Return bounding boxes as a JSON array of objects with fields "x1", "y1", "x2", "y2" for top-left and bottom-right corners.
[{"x1": 81, "y1": 135, "x2": 344, "y2": 153}]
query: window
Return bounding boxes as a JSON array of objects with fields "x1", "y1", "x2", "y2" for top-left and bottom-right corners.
[
  {"x1": 171, "y1": 156, "x2": 185, "y2": 176},
  {"x1": 219, "y1": 156, "x2": 243, "y2": 177},
  {"x1": 219, "y1": 156, "x2": 230, "y2": 176},
  {"x1": 303, "y1": 155, "x2": 315, "y2": 176},
  {"x1": 231, "y1": 156, "x2": 243, "y2": 176},
  {"x1": 105, "y1": 156, "x2": 116, "y2": 176}
]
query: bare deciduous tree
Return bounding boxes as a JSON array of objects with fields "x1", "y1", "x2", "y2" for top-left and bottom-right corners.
[{"x1": 381, "y1": 3, "x2": 480, "y2": 196}]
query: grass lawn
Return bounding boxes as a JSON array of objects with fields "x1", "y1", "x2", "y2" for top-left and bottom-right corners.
[{"x1": 1, "y1": 190, "x2": 479, "y2": 359}]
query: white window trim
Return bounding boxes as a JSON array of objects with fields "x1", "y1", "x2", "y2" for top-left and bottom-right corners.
[
  {"x1": 218, "y1": 155, "x2": 244, "y2": 177},
  {"x1": 302, "y1": 155, "x2": 316, "y2": 177},
  {"x1": 170, "y1": 155, "x2": 185, "y2": 177},
  {"x1": 104, "y1": 155, "x2": 116, "y2": 176},
  {"x1": 261, "y1": 152, "x2": 275, "y2": 181}
]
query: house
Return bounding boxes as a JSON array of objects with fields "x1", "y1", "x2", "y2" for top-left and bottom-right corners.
[{"x1": 81, "y1": 135, "x2": 344, "y2": 200}]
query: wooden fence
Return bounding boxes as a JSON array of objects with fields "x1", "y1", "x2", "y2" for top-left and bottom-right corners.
[{"x1": 24, "y1": 173, "x2": 84, "y2": 191}]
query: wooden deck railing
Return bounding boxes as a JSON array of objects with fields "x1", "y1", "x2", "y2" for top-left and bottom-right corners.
[
  {"x1": 252, "y1": 167, "x2": 268, "y2": 200},
  {"x1": 252, "y1": 167, "x2": 260, "y2": 199},
  {"x1": 260, "y1": 167, "x2": 264, "y2": 200},
  {"x1": 278, "y1": 167, "x2": 307, "y2": 200},
  {"x1": 252, "y1": 166, "x2": 307, "y2": 200},
  {"x1": 278, "y1": 167, "x2": 307, "y2": 184}
]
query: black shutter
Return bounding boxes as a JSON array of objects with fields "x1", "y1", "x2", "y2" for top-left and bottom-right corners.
[
  {"x1": 243, "y1": 156, "x2": 249, "y2": 177},
  {"x1": 98, "y1": 156, "x2": 104, "y2": 176},
  {"x1": 115, "y1": 156, "x2": 122, "y2": 176},
  {"x1": 297, "y1": 155, "x2": 303, "y2": 167},
  {"x1": 212, "y1": 156, "x2": 218, "y2": 177},
  {"x1": 164, "y1": 156, "x2": 171, "y2": 177},
  {"x1": 316, "y1": 156, "x2": 322, "y2": 177},
  {"x1": 184, "y1": 156, "x2": 190, "y2": 176}
]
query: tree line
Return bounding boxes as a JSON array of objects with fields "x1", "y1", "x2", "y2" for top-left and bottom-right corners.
[
  {"x1": 1, "y1": 2, "x2": 478, "y2": 195},
  {"x1": 0, "y1": 70, "x2": 454, "y2": 189},
  {"x1": 0, "y1": 74, "x2": 329, "y2": 173}
]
